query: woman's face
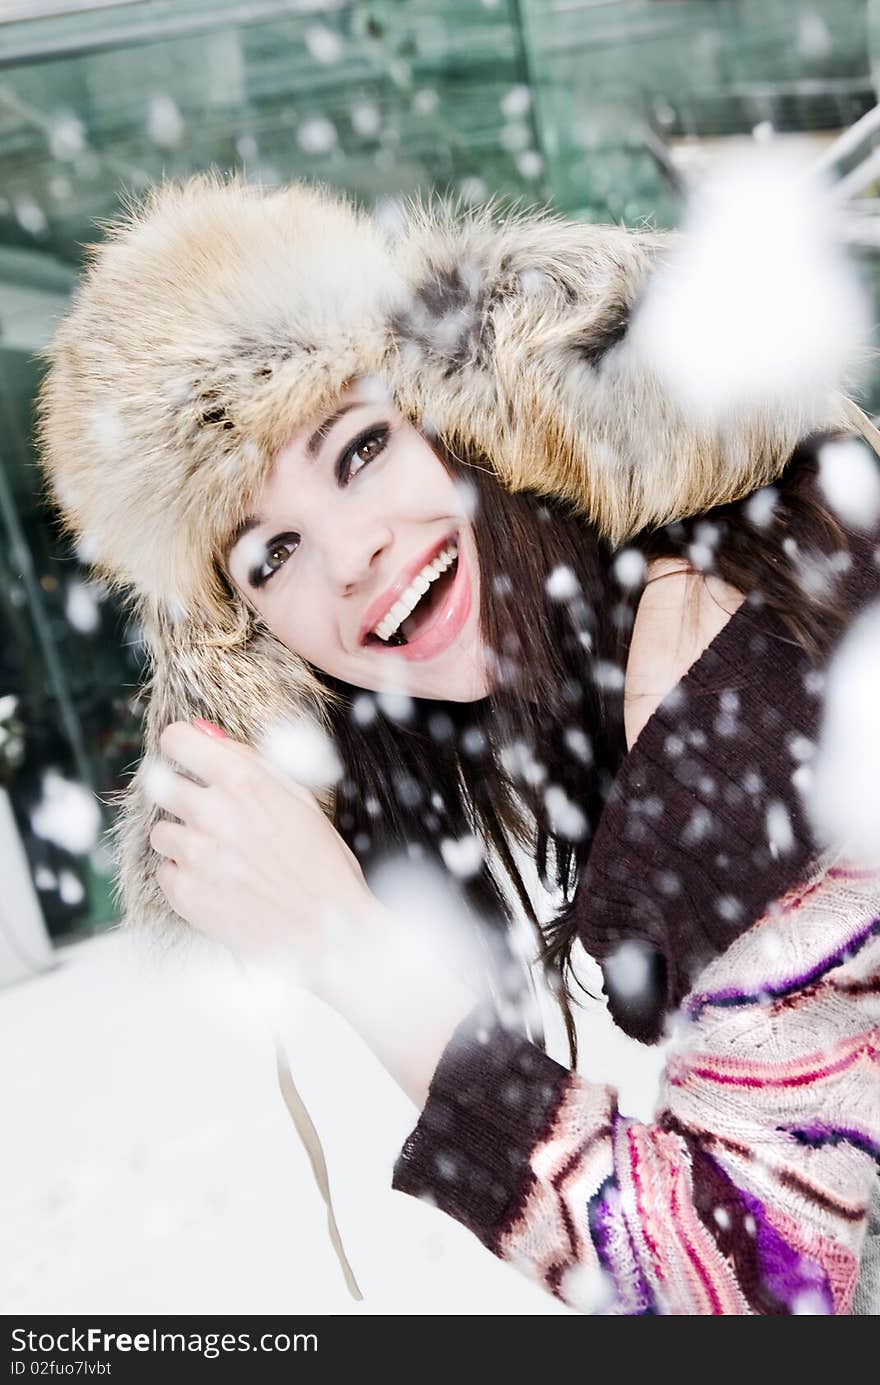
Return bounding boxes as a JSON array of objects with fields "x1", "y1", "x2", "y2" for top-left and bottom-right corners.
[{"x1": 225, "y1": 380, "x2": 491, "y2": 702}]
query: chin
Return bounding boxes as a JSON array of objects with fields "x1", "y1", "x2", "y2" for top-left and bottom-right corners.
[{"x1": 432, "y1": 664, "x2": 492, "y2": 704}]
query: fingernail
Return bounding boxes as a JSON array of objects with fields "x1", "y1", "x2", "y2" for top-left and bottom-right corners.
[{"x1": 192, "y1": 718, "x2": 229, "y2": 739}]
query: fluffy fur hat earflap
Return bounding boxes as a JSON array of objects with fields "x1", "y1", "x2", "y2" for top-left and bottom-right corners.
[{"x1": 35, "y1": 170, "x2": 858, "y2": 935}]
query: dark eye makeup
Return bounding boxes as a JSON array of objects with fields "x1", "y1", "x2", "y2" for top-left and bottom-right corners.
[
  {"x1": 246, "y1": 421, "x2": 390, "y2": 589},
  {"x1": 335, "y1": 422, "x2": 390, "y2": 485}
]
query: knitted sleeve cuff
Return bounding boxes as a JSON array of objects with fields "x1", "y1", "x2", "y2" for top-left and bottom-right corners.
[{"x1": 391, "y1": 1003, "x2": 571, "y2": 1252}]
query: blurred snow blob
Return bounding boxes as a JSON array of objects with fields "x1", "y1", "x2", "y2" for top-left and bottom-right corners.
[
  {"x1": 147, "y1": 94, "x2": 184, "y2": 148},
  {"x1": 258, "y1": 718, "x2": 343, "y2": 792},
  {"x1": 816, "y1": 436, "x2": 880, "y2": 531},
  {"x1": 376, "y1": 689, "x2": 413, "y2": 723},
  {"x1": 316, "y1": 852, "x2": 490, "y2": 1028},
  {"x1": 544, "y1": 785, "x2": 587, "y2": 840},
  {"x1": 808, "y1": 600, "x2": 880, "y2": 865},
  {"x1": 304, "y1": 25, "x2": 342, "y2": 65},
  {"x1": 766, "y1": 800, "x2": 795, "y2": 858},
  {"x1": 65, "y1": 579, "x2": 101, "y2": 634},
  {"x1": 629, "y1": 146, "x2": 869, "y2": 427},
  {"x1": 612, "y1": 548, "x2": 646, "y2": 589},
  {"x1": 350, "y1": 100, "x2": 381, "y2": 138},
  {"x1": 30, "y1": 771, "x2": 101, "y2": 855},
  {"x1": 516, "y1": 150, "x2": 544, "y2": 181},
  {"x1": 745, "y1": 485, "x2": 779, "y2": 528},
  {"x1": 49, "y1": 113, "x2": 85, "y2": 162},
  {"x1": 141, "y1": 754, "x2": 175, "y2": 808},
  {"x1": 89, "y1": 406, "x2": 124, "y2": 452},
  {"x1": 297, "y1": 115, "x2": 337, "y2": 155},
  {"x1": 556, "y1": 1262, "x2": 616, "y2": 1315},
  {"x1": 440, "y1": 833, "x2": 484, "y2": 879},
  {"x1": 501, "y1": 85, "x2": 531, "y2": 119},
  {"x1": 546, "y1": 565, "x2": 579, "y2": 600},
  {"x1": 58, "y1": 869, "x2": 85, "y2": 906},
  {"x1": 604, "y1": 939, "x2": 655, "y2": 1002},
  {"x1": 14, "y1": 198, "x2": 47, "y2": 236}
]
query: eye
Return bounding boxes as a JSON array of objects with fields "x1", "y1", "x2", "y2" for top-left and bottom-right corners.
[
  {"x1": 249, "y1": 532, "x2": 300, "y2": 588},
  {"x1": 336, "y1": 424, "x2": 390, "y2": 485}
]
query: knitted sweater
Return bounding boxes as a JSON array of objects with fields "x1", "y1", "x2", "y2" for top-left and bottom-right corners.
[{"x1": 392, "y1": 465, "x2": 880, "y2": 1315}]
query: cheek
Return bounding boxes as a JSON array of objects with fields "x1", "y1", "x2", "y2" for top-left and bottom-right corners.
[
  {"x1": 385, "y1": 428, "x2": 462, "y2": 508},
  {"x1": 264, "y1": 582, "x2": 336, "y2": 667}
]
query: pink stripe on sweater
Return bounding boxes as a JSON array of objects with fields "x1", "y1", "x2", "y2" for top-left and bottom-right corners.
[
  {"x1": 668, "y1": 1163, "x2": 725, "y2": 1314},
  {"x1": 671, "y1": 1030, "x2": 880, "y2": 1090}
]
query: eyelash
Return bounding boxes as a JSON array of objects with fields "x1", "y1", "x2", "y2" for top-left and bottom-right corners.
[
  {"x1": 336, "y1": 422, "x2": 390, "y2": 486},
  {"x1": 248, "y1": 422, "x2": 390, "y2": 588}
]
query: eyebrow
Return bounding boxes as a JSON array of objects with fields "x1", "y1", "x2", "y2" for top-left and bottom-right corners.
[
  {"x1": 224, "y1": 513, "x2": 263, "y2": 560},
  {"x1": 305, "y1": 401, "x2": 360, "y2": 457},
  {"x1": 225, "y1": 402, "x2": 364, "y2": 561}
]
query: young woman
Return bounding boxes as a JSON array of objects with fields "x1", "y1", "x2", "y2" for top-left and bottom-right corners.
[{"x1": 37, "y1": 173, "x2": 880, "y2": 1314}]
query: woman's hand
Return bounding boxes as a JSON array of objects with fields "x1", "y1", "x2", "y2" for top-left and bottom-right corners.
[
  {"x1": 147, "y1": 719, "x2": 374, "y2": 980},
  {"x1": 148, "y1": 718, "x2": 479, "y2": 1106}
]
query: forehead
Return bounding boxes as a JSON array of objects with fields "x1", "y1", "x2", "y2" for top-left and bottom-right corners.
[
  {"x1": 274, "y1": 376, "x2": 396, "y2": 469},
  {"x1": 223, "y1": 384, "x2": 395, "y2": 562}
]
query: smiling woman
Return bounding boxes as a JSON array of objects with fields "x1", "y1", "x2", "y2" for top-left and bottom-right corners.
[
  {"x1": 35, "y1": 172, "x2": 880, "y2": 1314},
  {"x1": 223, "y1": 382, "x2": 488, "y2": 702}
]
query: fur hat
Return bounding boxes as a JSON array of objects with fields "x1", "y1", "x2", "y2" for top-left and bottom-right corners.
[{"x1": 35, "y1": 170, "x2": 858, "y2": 935}]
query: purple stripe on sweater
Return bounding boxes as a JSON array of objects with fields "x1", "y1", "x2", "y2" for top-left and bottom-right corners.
[
  {"x1": 779, "y1": 1120, "x2": 880, "y2": 1164},
  {"x1": 587, "y1": 1173, "x2": 657, "y2": 1315},
  {"x1": 738, "y1": 1184, "x2": 835, "y2": 1314},
  {"x1": 686, "y1": 913, "x2": 880, "y2": 1020}
]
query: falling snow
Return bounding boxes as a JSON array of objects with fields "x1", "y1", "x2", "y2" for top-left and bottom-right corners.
[
  {"x1": 30, "y1": 771, "x2": 101, "y2": 856},
  {"x1": 14, "y1": 198, "x2": 47, "y2": 236},
  {"x1": 613, "y1": 548, "x2": 646, "y2": 589},
  {"x1": 766, "y1": 800, "x2": 795, "y2": 857},
  {"x1": 809, "y1": 600, "x2": 880, "y2": 865},
  {"x1": 546, "y1": 565, "x2": 579, "y2": 600},
  {"x1": 544, "y1": 784, "x2": 587, "y2": 840},
  {"x1": 604, "y1": 939, "x2": 655, "y2": 1002},
  {"x1": 49, "y1": 113, "x2": 85, "y2": 162},
  {"x1": 350, "y1": 101, "x2": 381, "y2": 138},
  {"x1": 439, "y1": 834, "x2": 484, "y2": 878},
  {"x1": 147, "y1": 94, "x2": 184, "y2": 148},
  {"x1": 64, "y1": 579, "x2": 102, "y2": 635},
  {"x1": 58, "y1": 869, "x2": 85, "y2": 906},
  {"x1": 304, "y1": 25, "x2": 343, "y2": 65},
  {"x1": 258, "y1": 718, "x2": 343, "y2": 793},
  {"x1": 630, "y1": 146, "x2": 869, "y2": 427},
  {"x1": 817, "y1": 436, "x2": 880, "y2": 531},
  {"x1": 297, "y1": 115, "x2": 338, "y2": 156},
  {"x1": 745, "y1": 486, "x2": 779, "y2": 529}
]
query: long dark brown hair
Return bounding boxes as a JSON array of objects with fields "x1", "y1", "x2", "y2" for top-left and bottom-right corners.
[{"x1": 320, "y1": 432, "x2": 851, "y2": 1067}]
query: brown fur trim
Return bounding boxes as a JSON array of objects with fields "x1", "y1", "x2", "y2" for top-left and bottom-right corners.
[{"x1": 34, "y1": 173, "x2": 858, "y2": 933}]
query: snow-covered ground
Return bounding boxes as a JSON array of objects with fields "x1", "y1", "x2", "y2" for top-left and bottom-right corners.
[{"x1": 0, "y1": 921, "x2": 666, "y2": 1316}]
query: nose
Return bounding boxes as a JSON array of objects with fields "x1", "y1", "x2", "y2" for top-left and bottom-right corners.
[{"x1": 319, "y1": 517, "x2": 394, "y2": 593}]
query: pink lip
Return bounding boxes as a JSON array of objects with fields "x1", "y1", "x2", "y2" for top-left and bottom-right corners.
[
  {"x1": 358, "y1": 530, "x2": 458, "y2": 647},
  {"x1": 360, "y1": 531, "x2": 472, "y2": 662}
]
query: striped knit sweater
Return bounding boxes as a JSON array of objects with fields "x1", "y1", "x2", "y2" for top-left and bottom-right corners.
[
  {"x1": 393, "y1": 853, "x2": 880, "y2": 1314},
  {"x1": 393, "y1": 446, "x2": 880, "y2": 1314}
]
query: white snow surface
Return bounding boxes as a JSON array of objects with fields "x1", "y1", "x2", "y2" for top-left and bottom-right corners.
[{"x1": 1, "y1": 853, "x2": 667, "y2": 1314}]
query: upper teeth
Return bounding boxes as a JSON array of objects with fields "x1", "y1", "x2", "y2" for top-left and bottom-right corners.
[{"x1": 373, "y1": 543, "x2": 458, "y2": 641}]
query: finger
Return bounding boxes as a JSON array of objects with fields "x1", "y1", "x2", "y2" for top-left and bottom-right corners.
[
  {"x1": 144, "y1": 763, "x2": 210, "y2": 823},
  {"x1": 159, "y1": 720, "x2": 252, "y2": 787},
  {"x1": 149, "y1": 817, "x2": 189, "y2": 862},
  {"x1": 155, "y1": 857, "x2": 184, "y2": 914},
  {"x1": 265, "y1": 771, "x2": 324, "y2": 814}
]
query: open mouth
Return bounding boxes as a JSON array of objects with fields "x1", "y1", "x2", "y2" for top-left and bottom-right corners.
[{"x1": 364, "y1": 539, "x2": 460, "y2": 649}]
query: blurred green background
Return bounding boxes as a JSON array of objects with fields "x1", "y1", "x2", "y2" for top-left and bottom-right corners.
[{"x1": 1, "y1": 0, "x2": 879, "y2": 942}]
